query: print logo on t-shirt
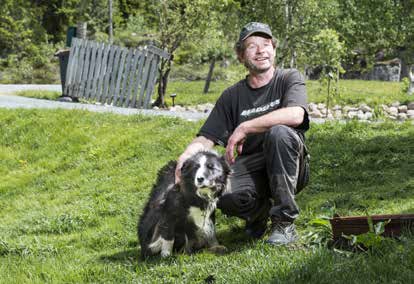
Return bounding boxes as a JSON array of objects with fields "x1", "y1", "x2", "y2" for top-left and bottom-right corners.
[{"x1": 240, "y1": 99, "x2": 280, "y2": 118}]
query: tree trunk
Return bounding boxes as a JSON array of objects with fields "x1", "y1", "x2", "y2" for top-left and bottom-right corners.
[
  {"x1": 108, "y1": 0, "x2": 113, "y2": 44},
  {"x1": 76, "y1": 22, "x2": 87, "y2": 39},
  {"x1": 203, "y1": 58, "x2": 216, "y2": 94},
  {"x1": 283, "y1": 0, "x2": 297, "y2": 68},
  {"x1": 408, "y1": 65, "x2": 414, "y2": 95},
  {"x1": 153, "y1": 59, "x2": 171, "y2": 108},
  {"x1": 283, "y1": 1, "x2": 290, "y2": 68},
  {"x1": 289, "y1": 49, "x2": 297, "y2": 68}
]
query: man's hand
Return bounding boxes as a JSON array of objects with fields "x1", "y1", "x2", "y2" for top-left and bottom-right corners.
[
  {"x1": 225, "y1": 107, "x2": 305, "y2": 164},
  {"x1": 175, "y1": 153, "x2": 190, "y2": 184},
  {"x1": 175, "y1": 136, "x2": 215, "y2": 184},
  {"x1": 225, "y1": 124, "x2": 248, "y2": 164}
]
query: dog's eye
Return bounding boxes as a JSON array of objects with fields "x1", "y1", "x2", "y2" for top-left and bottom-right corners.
[{"x1": 207, "y1": 163, "x2": 214, "y2": 170}]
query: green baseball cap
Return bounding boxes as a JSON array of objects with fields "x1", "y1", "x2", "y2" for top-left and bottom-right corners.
[{"x1": 238, "y1": 22, "x2": 273, "y2": 42}]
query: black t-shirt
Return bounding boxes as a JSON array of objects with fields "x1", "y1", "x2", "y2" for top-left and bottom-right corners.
[{"x1": 198, "y1": 68, "x2": 309, "y2": 155}]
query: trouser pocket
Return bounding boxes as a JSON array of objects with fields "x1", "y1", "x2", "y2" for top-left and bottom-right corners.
[{"x1": 296, "y1": 144, "x2": 310, "y2": 193}]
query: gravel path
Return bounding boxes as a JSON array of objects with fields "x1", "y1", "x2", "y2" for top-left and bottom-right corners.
[{"x1": 0, "y1": 94, "x2": 209, "y2": 121}]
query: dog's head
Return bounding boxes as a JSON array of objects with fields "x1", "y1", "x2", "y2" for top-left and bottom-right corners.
[{"x1": 181, "y1": 150, "x2": 230, "y2": 199}]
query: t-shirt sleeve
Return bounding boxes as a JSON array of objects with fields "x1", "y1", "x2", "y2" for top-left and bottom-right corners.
[
  {"x1": 281, "y1": 69, "x2": 309, "y2": 131},
  {"x1": 197, "y1": 92, "x2": 233, "y2": 147},
  {"x1": 281, "y1": 69, "x2": 307, "y2": 108}
]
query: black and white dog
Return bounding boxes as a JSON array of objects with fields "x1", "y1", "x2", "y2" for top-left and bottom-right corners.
[{"x1": 138, "y1": 150, "x2": 230, "y2": 258}]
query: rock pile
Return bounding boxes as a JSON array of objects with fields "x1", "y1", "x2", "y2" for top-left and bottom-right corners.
[
  {"x1": 170, "y1": 103, "x2": 215, "y2": 113},
  {"x1": 308, "y1": 101, "x2": 414, "y2": 121},
  {"x1": 159, "y1": 102, "x2": 414, "y2": 121}
]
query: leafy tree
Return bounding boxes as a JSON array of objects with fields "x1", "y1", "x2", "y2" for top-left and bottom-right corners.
[
  {"x1": 186, "y1": 3, "x2": 238, "y2": 93},
  {"x1": 331, "y1": 0, "x2": 397, "y2": 73},
  {"x1": 0, "y1": 0, "x2": 46, "y2": 58},
  {"x1": 201, "y1": 28, "x2": 234, "y2": 94},
  {"x1": 309, "y1": 29, "x2": 345, "y2": 112},
  {"x1": 234, "y1": 0, "x2": 341, "y2": 70},
  {"x1": 150, "y1": 0, "x2": 235, "y2": 107},
  {"x1": 391, "y1": 1, "x2": 414, "y2": 93},
  {"x1": 37, "y1": 0, "x2": 121, "y2": 43}
]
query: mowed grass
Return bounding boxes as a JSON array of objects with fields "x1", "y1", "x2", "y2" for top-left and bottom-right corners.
[
  {"x1": 0, "y1": 108, "x2": 413, "y2": 283},
  {"x1": 166, "y1": 79, "x2": 409, "y2": 107},
  {"x1": 15, "y1": 78, "x2": 411, "y2": 109},
  {"x1": 15, "y1": 90, "x2": 62, "y2": 101}
]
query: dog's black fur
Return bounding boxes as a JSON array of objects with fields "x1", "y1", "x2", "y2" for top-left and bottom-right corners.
[{"x1": 138, "y1": 151, "x2": 230, "y2": 258}]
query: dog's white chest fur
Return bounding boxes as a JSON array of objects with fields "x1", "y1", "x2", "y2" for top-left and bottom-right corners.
[
  {"x1": 189, "y1": 207, "x2": 211, "y2": 228},
  {"x1": 189, "y1": 202, "x2": 217, "y2": 240}
]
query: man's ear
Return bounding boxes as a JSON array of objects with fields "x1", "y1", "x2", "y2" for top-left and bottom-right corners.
[{"x1": 237, "y1": 52, "x2": 244, "y2": 63}]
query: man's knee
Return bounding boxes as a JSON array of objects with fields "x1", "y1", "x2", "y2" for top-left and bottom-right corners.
[
  {"x1": 264, "y1": 125, "x2": 298, "y2": 148},
  {"x1": 218, "y1": 190, "x2": 258, "y2": 219}
]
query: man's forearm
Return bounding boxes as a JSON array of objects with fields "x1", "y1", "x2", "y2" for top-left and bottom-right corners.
[{"x1": 241, "y1": 106, "x2": 304, "y2": 134}]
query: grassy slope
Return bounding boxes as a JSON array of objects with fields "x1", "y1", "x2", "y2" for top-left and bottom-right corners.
[{"x1": 0, "y1": 109, "x2": 413, "y2": 283}]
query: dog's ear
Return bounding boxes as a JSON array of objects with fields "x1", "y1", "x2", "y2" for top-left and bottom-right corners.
[{"x1": 181, "y1": 159, "x2": 193, "y2": 176}]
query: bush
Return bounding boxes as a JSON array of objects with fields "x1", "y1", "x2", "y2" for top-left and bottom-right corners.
[
  {"x1": 170, "y1": 62, "x2": 245, "y2": 82},
  {"x1": 0, "y1": 42, "x2": 61, "y2": 84},
  {"x1": 111, "y1": 15, "x2": 157, "y2": 48},
  {"x1": 401, "y1": 77, "x2": 410, "y2": 94}
]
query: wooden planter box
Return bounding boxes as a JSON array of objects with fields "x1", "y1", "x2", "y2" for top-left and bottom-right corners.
[{"x1": 330, "y1": 214, "x2": 414, "y2": 240}]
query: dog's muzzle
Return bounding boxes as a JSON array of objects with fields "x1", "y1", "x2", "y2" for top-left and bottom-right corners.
[
  {"x1": 196, "y1": 177, "x2": 216, "y2": 188},
  {"x1": 196, "y1": 183, "x2": 225, "y2": 200}
]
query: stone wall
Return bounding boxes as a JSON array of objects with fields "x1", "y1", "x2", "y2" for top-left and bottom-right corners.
[
  {"x1": 165, "y1": 102, "x2": 414, "y2": 122},
  {"x1": 308, "y1": 101, "x2": 414, "y2": 121},
  {"x1": 363, "y1": 60, "x2": 401, "y2": 82}
]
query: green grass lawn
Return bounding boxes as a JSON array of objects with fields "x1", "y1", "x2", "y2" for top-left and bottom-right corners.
[
  {"x1": 15, "y1": 78, "x2": 411, "y2": 110},
  {"x1": 166, "y1": 79, "x2": 409, "y2": 108},
  {"x1": 1, "y1": 109, "x2": 413, "y2": 283},
  {"x1": 14, "y1": 90, "x2": 62, "y2": 101}
]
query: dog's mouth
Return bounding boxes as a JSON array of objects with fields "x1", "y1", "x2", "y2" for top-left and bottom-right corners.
[
  {"x1": 196, "y1": 180, "x2": 215, "y2": 188},
  {"x1": 197, "y1": 186, "x2": 223, "y2": 200}
]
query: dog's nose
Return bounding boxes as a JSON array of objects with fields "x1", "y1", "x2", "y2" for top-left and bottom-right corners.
[{"x1": 197, "y1": 177, "x2": 204, "y2": 183}]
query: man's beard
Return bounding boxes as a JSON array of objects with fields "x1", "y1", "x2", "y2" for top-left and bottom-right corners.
[{"x1": 244, "y1": 58, "x2": 273, "y2": 74}]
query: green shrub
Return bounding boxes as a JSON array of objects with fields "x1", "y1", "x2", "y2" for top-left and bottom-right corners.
[
  {"x1": 401, "y1": 77, "x2": 410, "y2": 94},
  {"x1": 0, "y1": 41, "x2": 61, "y2": 84},
  {"x1": 170, "y1": 63, "x2": 245, "y2": 82}
]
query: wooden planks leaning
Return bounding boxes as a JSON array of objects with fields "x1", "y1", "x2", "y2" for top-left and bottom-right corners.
[{"x1": 64, "y1": 38, "x2": 170, "y2": 109}]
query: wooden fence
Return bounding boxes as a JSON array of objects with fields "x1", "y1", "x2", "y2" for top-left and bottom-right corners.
[{"x1": 64, "y1": 38, "x2": 170, "y2": 109}]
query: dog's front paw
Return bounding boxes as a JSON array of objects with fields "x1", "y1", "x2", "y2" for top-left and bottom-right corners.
[
  {"x1": 160, "y1": 250, "x2": 171, "y2": 258},
  {"x1": 208, "y1": 245, "x2": 227, "y2": 255}
]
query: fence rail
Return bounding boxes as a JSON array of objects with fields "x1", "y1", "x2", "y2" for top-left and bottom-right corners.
[{"x1": 64, "y1": 38, "x2": 169, "y2": 109}]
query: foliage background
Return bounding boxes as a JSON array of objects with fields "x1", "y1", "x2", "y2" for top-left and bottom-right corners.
[{"x1": 1, "y1": 0, "x2": 413, "y2": 85}]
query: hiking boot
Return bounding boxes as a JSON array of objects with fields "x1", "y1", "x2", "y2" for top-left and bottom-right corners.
[
  {"x1": 266, "y1": 221, "x2": 298, "y2": 245},
  {"x1": 245, "y1": 218, "x2": 268, "y2": 239}
]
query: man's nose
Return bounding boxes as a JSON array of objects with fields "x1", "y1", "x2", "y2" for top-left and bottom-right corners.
[{"x1": 256, "y1": 45, "x2": 265, "y2": 53}]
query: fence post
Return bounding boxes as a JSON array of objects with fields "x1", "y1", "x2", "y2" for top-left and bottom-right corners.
[{"x1": 55, "y1": 27, "x2": 78, "y2": 99}]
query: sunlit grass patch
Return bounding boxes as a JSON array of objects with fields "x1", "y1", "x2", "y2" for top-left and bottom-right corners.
[
  {"x1": 15, "y1": 90, "x2": 61, "y2": 100},
  {"x1": 0, "y1": 108, "x2": 413, "y2": 283}
]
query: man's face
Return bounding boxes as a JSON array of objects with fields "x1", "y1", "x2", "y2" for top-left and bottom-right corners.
[{"x1": 240, "y1": 36, "x2": 275, "y2": 74}]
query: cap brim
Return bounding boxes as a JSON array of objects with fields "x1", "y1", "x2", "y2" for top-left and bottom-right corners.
[{"x1": 241, "y1": 31, "x2": 272, "y2": 41}]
